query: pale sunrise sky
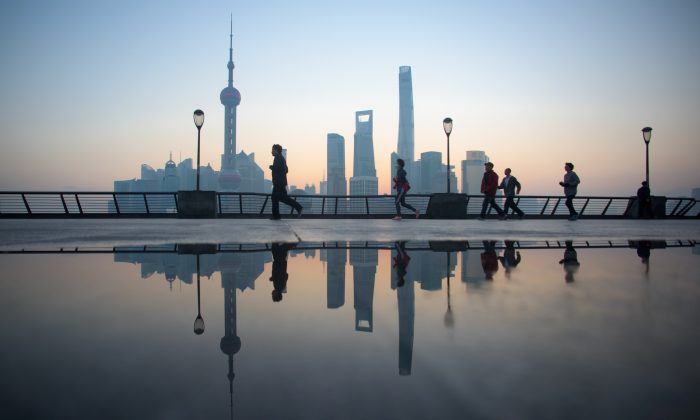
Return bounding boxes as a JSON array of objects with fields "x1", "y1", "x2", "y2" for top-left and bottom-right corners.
[{"x1": 1, "y1": 0, "x2": 698, "y2": 195}]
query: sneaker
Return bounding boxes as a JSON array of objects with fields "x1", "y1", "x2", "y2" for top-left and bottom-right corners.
[
  {"x1": 392, "y1": 216, "x2": 402, "y2": 221},
  {"x1": 269, "y1": 216, "x2": 281, "y2": 220},
  {"x1": 415, "y1": 210, "x2": 420, "y2": 219},
  {"x1": 499, "y1": 214, "x2": 508, "y2": 221},
  {"x1": 297, "y1": 207, "x2": 303, "y2": 218},
  {"x1": 517, "y1": 214, "x2": 524, "y2": 220},
  {"x1": 477, "y1": 216, "x2": 485, "y2": 221},
  {"x1": 567, "y1": 215, "x2": 578, "y2": 221}
]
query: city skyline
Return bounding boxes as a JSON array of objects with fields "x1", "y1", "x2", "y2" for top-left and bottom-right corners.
[{"x1": 1, "y1": 1, "x2": 699, "y2": 196}]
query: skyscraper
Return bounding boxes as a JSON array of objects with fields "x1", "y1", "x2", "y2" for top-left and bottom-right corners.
[
  {"x1": 219, "y1": 18, "x2": 242, "y2": 191},
  {"x1": 461, "y1": 151, "x2": 489, "y2": 195},
  {"x1": 397, "y1": 66, "x2": 415, "y2": 163},
  {"x1": 327, "y1": 133, "x2": 347, "y2": 196},
  {"x1": 353, "y1": 110, "x2": 376, "y2": 177},
  {"x1": 350, "y1": 111, "x2": 378, "y2": 197}
]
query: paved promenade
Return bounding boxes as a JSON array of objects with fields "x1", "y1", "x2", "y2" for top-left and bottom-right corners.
[{"x1": 0, "y1": 219, "x2": 698, "y2": 249}]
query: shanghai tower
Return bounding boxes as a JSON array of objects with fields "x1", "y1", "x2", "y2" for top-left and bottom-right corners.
[
  {"x1": 219, "y1": 17, "x2": 242, "y2": 191},
  {"x1": 397, "y1": 66, "x2": 415, "y2": 163}
]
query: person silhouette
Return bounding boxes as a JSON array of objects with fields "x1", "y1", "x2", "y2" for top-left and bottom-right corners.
[
  {"x1": 270, "y1": 242, "x2": 295, "y2": 302},
  {"x1": 481, "y1": 240, "x2": 499, "y2": 280},
  {"x1": 269, "y1": 144, "x2": 303, "y2": 220},
  {"x1": 393, "y1": 241, "x2": 411, "y2": 287},
  {"x1": 498, "y1": 240, "x2": 521, "y2": 278},
  {"x1": 498, "y1": 168, "x2": 524, "y2": 220},
  {"x1": 559, "y1": 162, "x2": 581, "y2": 221},
  {"x1": 392, "y1": 159, "x2": 419, "y2": 220},
  {"x1": 478, "y1": 162, "x2": 506, "y2": 220},
  {"x1": 636, "y1": 181, "x2": 654, "y2": 219},
  {"x1": 559, "y1": 240, "x2": 580, "y2": 283}
]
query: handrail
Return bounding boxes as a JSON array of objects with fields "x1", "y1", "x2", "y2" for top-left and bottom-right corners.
[{"x1": 0, "y1": 191, "x2": 697, "y2": 219}]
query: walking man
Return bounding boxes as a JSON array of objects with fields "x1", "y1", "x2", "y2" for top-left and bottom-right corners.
[
  {"x1": 269, "y1": 144, "x2": 303, "y2": 220},
  {"x1": 392, "y1": 158, "x2": 419, "y2": 220},
  {"x1": 498, "y1": 168, "x2": 524, "y2": 219},
  {"x1": 559, "y1": 162, "x2": 580, "y2": 221},
  {"x1": 479, "y1": 162, "x2": 505, "y2": 220}
]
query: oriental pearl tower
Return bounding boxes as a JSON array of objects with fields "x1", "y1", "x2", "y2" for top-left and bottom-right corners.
[{"x1": 218, "y1": 17, "x2": 242, "y2": 191}]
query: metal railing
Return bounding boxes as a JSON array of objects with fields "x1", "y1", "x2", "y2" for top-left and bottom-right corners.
[{"x1": 0, "y1": 191, "x2": 698, "y2": 218}]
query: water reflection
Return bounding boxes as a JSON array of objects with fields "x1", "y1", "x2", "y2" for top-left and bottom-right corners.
[
  {"x1": 3, "y1": 240, "x2": 697, "y2": 418},
  {"x1": 559, "y1": 240, "x2": 580, "y2": 283}
]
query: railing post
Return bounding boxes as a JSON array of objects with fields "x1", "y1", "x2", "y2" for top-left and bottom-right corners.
[
  {"x1": 21, "y1": 193, "x2": 31, "y2": 215},
  {"x1": 335, "y1": 197, "x2": 338, "y2": 215},
  {"x1": 601, "y1": 198, "x2": 612, "y2": 216},
  {"x1": 75, "y1": 194, "x2": 83, "y2": 214},
  {"x1": 670, "y1": 199, "x2": 683, "y2": 216},
  {"x1": 143, "y1": 193, "x2": 150, "y2": 214},
  {"x1": 239, "y1": 194, "x2": 243, "y2": 215},
  {"x1": 550, "y1": 198, "x2": 560, "y2": 215},
  {"x1": 112, "y1": 193, "x2": 120, "y2": 214},
  {"x1": 579, "y1": 198, "x2": 590, "y2": 215},
  {"x1": 259, "y1": 195, "x2": 269, "y2": 215},
  {"x1": 60, "y1": 194, "x2": 69, "y2": 214},
  {"x1": 365, "y1": 197, "x2": 370, "y2": 216},
  {"x1": 218, "y1": 193, "x2": 222, "y2": 215},
  {"x1": 321, "y1": 197, "x2": 325, "y2": 215},
  {"x1": 173, "y1": 193, "x2": 179, "y2": 213}
]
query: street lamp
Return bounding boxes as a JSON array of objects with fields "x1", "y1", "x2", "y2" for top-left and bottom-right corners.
[
  {"x1": 194, "y1": 109, "x2": 205, "y2": 191},
  {"x1": 642, "y1": 127, "x2": 652, "y2": 187},
  {"x1": 193, "y1": 254, "x2": 205, "y2": 335},
  {"x1": 443, "y1": 118, "x2": 453, "y2": 193}
]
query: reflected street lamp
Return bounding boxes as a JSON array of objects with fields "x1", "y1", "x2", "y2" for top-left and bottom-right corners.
[
  {"x1": 194, "y1": 109, "x2": 205, "y2": 191},
  {"x1": 641, "y1": 127, "x2": 652, "y2": 187},
  {"x1": 443, "y1": 118, "x2": 453, "y2": 193},
  {"x1": 194, "y1": 254, "x2": 205, "y2": 335}
]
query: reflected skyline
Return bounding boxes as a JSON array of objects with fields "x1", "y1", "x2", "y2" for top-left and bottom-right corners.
[{"x1": 1, "y1": 241, "x2": 699, "y2": 418}]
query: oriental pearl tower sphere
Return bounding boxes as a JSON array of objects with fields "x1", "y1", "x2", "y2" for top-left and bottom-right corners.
[{"x1": 219, "y1": 18, "x2": 242, "y2": 191}]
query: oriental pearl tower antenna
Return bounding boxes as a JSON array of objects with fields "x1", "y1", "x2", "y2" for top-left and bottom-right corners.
[{"x1": 218, "y1": 14, "x2": 242, "y2": 191}]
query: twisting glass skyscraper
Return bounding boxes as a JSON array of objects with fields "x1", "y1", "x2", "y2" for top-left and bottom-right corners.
[{"x1": 397, "y1": 66, "x2": 415, "y2": 163}]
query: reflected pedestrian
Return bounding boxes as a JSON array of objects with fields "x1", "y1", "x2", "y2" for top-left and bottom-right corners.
[
  {"x1": 558, "y1": 240, "x2": 580, "y2": 283},
  {"x1": 481, "y1": 240, "x2": 499, "y2": 280},
  {"x1": 478, "y1": 162, "x2": 505, "y2": 221},
  {"x1": 498, "y1": 168, "x2": 524, "y2": 220},
  {"x1": 636, "y1": 181, "x2": 653, "y2": 219},
  {"x1": 270, "y1": 242, "x2": 295, "y2": 302},
  {"x1": 559, "y1": 162, "x2": 580, "y2": 221},
  {"x1": 498, "y1": 240, "x2": 521, "y2": 278},
  {"x1": 393, "y1": 241, "x2": 411, "y2": 287},
  {"x1": 269, "y1": 144, "x2": 303, "y2": 220},
  {"x1": 392, "y1": 159, "x2": 419, "y2": 221}
]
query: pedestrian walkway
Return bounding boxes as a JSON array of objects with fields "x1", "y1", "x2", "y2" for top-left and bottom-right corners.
[{"x1": 1, "y1": 219, "x2": 699, "y2": 250}]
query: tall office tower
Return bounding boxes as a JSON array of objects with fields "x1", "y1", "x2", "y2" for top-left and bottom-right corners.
[
  {"x1": 162, "y1": 153, "x2": 180, "y2": 192},
  {"x1": 397, "y1": 66, "x2": 415, "y2": 163},
  {"x1": 461, "y1": 151, "x2": 489, "y2": 195},
  {"x1": 352, "y1": 111, "x2": 377, "y2": 177},
  {"x1": 420, "y1": 151, "x2": 442, "y2": 192},
  {"x1": 327, "y1": 133, "x2": 347, "y2": 195},
  {"x1": 350, "y1": 246, "x2": 378, "y2": 332},
  {"x1": 350, "y1": 111, "x2": 378, "y2": 200},
  {"x1": 326, "y1": 247, "x2": 347, "y2": 309},
  {"x1": 220, "y1": 267, "x2": 241, "y2": 415},
  {"x1": 391, "y1": 247, "x2": 415, "y2": 376},
  {"x1": 219, "y1": 18, "x2": 242, "y2": 191}
]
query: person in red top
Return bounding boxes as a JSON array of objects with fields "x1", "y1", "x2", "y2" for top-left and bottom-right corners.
[{"x1": 478, "y1": 162, "x2": 505, "y2": 220}]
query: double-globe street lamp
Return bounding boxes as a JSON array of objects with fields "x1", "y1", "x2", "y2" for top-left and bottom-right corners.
[
  {"x1": 642, "y1": 126, "x2": 652, "y2": 187},
  {"x1": 194, "y1": 109, "x2": 205, "y2": 191},
  {"x1": 443, "y1": 118, "x2": 453, "y2": 193}
]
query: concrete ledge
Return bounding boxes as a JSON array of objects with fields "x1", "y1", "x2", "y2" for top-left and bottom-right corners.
[
  {"x1": 177, "y1": 190, "x2": 217, "y2": 218},
  {"x1": 426, "y1": 193, "x2": 467, "y2": 219}
]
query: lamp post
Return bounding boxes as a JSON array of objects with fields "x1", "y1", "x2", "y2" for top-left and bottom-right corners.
[
  {"x1": 194, "y1": 109, "x2": 205, "y2": 191},
  {"x1": 642, "y1": 127, "x2": 652, "y2": 187},
  {"x1": 193, "y1": 254, "x2": 205, "y2": 335},
  {"x1": 443, "y1": 118, "x2": 453, "y2": 193}
]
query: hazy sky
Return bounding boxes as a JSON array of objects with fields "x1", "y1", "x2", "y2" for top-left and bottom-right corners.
[{"x1": 1, "y1": 0, "x2": 699, "y2": 195}]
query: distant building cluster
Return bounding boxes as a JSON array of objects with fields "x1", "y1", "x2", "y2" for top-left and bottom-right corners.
[{"x1": 113, "y1": 33, "x2": 485, "y2": 197}]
